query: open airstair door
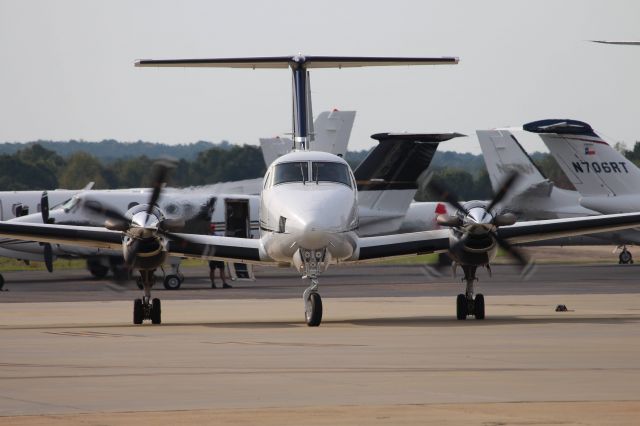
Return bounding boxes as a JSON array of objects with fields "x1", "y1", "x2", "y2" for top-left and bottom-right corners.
[{"x1": 224, "y1": 199, "x2": 255, "y2": 281}]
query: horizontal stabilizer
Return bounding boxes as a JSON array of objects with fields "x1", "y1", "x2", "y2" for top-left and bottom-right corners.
[
  {"x1": 591, "y1": 40, "x2": 640, "y2": 46},
  {"x1": 523, "y1": 119, "x2": 598, "y2": 138},
  {"x1": 371, "y1": 132, "x2": 465, "y2": 143},
  {"x1": 135, "y1": 55, "x2": 459, "y2": 69}
]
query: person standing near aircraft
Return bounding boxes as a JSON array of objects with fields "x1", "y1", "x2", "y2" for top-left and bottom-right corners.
[{"x1": 209, "y1": 260, "x2": 230, "y2": 288}]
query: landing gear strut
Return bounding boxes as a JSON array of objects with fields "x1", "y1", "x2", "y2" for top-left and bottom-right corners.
[
  {"x1": 456, "y1": 265, "x2": 485, "y2": 320},
  {"x1": 298, "y1": 248, "x2": 327, "y2": 327},
  {"x1": 619, "y1": 246, "x2": 634, "y2": 264},
  {"x1": 133, "y1": 269, "x2": 161, "y2": 324}
]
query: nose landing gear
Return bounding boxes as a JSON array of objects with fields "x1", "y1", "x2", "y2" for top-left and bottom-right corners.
[
  {"x1": 304, "y1": 279, "x2": 322, "y2": 326},
  {"x1": 298, "y1": 248, "x2": 327, "y2": 327},
  {"x1": 133, "y1": 269, "x2": 161, "y2": 324}
]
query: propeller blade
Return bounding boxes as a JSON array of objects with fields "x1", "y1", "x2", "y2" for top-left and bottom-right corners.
[
  {"x1": 43, "y1": 243, "x2": 53, "y2": 273},
  {"x1": 427, "y1": 175, "x2": 467, "y2": 214},
  {"x1": 124, "y1": 239, "x2": 141, "y2": 266},
  {"x1": 146, "y1": 160, "x2": 176, "y2": 216},
  {"x1": 157, "y1": 228, "x2": 192, "y2": 246},
  {"x1": 492, "y1": 232, "x2": 535, "y2": 277},
  {"x1": 82, "y1": 200, "x2": 129, "y2": 225},
  {"x1": 40, "y1": 191, "x2": 50, "y2": 223},
  {"x1": 486, "y1": 171, "x2": 519, "y2": 213}
]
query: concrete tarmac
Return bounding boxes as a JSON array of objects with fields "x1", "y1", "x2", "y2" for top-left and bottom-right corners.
[{"x1": 1, "y1": 264, "x2": 640, "y2": 425}]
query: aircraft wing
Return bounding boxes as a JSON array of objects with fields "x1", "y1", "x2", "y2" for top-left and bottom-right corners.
[
  {"x1": 0, "y1": 222, "x2": 123, "y2": 251},
  {"x1": 0, "y1": 222, "x2": 270, "y2": 264},
  {"x1": 350, "y1": 229, "x2": 451, "y2": 263},
  {"x1": 165, "y1": 233, "x2": 267, "y2": 264},
  {"x1": 497, "y1": 212, "x2": 640, "y2": 245},
  {"x1": 349, "y1": 212, "x2": 640, "y2": 262}
]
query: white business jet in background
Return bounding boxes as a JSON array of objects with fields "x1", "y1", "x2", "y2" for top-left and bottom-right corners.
[
  {"x1": 1, "y1": 55, "x2": 640, "y2": 326},
  {"x1": 477, "y1": 125, "x2": 640, "y2": 263},
  {"x1": 523, "y1": 119, "x2": 640, "y2": 262}
]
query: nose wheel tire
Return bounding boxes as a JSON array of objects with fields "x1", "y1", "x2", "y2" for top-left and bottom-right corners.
[
  {"x1": 305, "y1": 292, "x2": 323, "y2": 327},
  {"x1": 163, "y1": 275, "x2": 182, "y2": 290}
]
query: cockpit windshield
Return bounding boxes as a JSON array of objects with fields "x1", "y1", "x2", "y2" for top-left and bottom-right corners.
[
  {"x1": 311, "y1": 162, "x2": 352, "y2": 188},
  {"x1": 273, "y1": 162, "x2": 310, "y2": 185}
]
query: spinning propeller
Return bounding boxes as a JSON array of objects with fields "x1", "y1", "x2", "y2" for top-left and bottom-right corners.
[
  {"x1": 430, "y1": 172, "x2": 534, "y2": 275},
  {"x1": 82, "y1": 160, "x2": 190, "y2": 267}
]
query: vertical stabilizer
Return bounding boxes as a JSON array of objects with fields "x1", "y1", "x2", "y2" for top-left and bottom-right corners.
[
  {"x1": 259, "y1": 110, "x2": 356, "y2": 166},
  {"x1": 477, "y1": 129, "x2": 548, "y2": 196},
  {"x1": 525, "y1": 119, "x2": 640, "y2": 197},
  {"x1": 355, "y1": 132, "x2": 464, "y2": 235}
]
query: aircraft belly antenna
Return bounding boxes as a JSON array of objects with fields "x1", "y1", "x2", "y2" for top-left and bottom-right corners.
[{"x1": 135, "y1": 55, "x2": 459, "y2": 151}]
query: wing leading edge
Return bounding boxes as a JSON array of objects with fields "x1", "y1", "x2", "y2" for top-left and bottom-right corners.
[{"x1": 0, "y1": 222, "x2": 270, "y2": 265}]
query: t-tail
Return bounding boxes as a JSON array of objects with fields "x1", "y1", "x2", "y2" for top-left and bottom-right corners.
[
  {"x1": 525, "y1": 119, "x2": 640, "y2": 213},
  {"x1": 355, "y1": 132, "x2": 464, "y2": 235},
  {"x1": 135, "y1": 55, "x2": 458, "y2": 150}
]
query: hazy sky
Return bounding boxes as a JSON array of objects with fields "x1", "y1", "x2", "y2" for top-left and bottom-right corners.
[{"x1": 0, "y1": 0, "x2": 638, "y2": 154}]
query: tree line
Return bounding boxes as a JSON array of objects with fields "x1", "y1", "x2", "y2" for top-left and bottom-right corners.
[
  {"x1": 2, "y1": 140, "x2": 639, "y2": 200},
  {"x1": 0, "y1": 143, "x2": 266, "y2": 190}
]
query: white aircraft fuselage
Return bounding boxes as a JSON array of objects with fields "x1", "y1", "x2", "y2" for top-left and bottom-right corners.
[{"x1": 259, "y1": 151, "x2": 359, "y2": 269}]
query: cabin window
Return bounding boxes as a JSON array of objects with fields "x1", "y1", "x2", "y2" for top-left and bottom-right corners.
[
  {"x1": 273, "y1": 162, "x2": 309, "y2": 185},
  {"x1": 311, "y1": 162, "x2": 352, "y2": 188}
]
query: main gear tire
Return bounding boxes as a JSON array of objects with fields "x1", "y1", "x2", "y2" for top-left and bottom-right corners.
[
  {"x1": 133, "y1": 299, "x2": 144, "y2": 324},
  {"x1": 474, "y1": 294, "x2": 485, "y2": 320},
  {"x1": 456, "y1": 294, "x2": 468, "y2": 320},
  {"x1": 151, "y1": 298, "x2": 161, "y2": 324}
]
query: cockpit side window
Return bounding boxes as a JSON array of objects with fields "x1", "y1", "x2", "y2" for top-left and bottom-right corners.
[
  {"x1": 311, "y1": 162, "x2": 352, "y2": 188},
  {"x1": 60, "y1": 196, "x2": 80, "y2": 212},
  {"x1": 263, "y1": 170, "x2": 271, "y2": 189},
  {"x1": 273, "y1": 162, "x2": 309, "y2": 185}
]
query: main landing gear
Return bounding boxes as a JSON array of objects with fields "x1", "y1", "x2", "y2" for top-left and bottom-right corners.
[
  {"x1": 133, "y1": 269, "x2": 161, "y2": 324},
  {"x1": 162, "y1": 261, "x2": 184, "y2": 290},
  {"x1": 456, "y1": 265, "x2": 485, "y2": 320}
]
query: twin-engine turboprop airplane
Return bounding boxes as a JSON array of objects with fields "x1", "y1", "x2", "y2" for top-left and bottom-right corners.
[{"x1": 2, "y1": 55, "x2": 640, "y2": 326}]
